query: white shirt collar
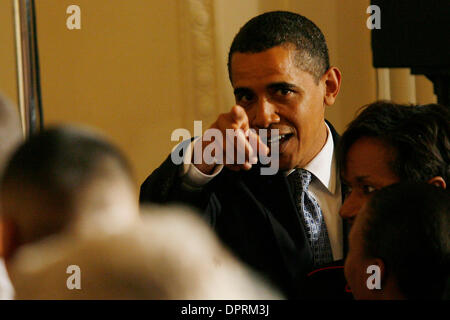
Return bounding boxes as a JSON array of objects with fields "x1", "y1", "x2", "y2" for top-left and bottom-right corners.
[{"x1": 286, "y1": 123, "x2": 337, "y2": 194}]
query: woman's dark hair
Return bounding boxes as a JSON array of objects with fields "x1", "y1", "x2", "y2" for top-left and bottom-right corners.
[{"x1": 338, "y1": 101, "x2": 450, "y2": 183}]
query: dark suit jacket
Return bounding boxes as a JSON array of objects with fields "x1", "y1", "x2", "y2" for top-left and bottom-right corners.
[{"x1": 140, "y1": 121, "x2": 351, "y2": 299}]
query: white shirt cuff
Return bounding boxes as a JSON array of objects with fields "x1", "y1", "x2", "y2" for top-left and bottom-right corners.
[{"x1": 179, "y1": 137, "x2": 223, "y2": 189}]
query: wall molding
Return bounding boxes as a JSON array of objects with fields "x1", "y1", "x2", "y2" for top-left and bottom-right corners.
[{"x1": 177, "y1": 0, "x2": 220, "y2": 128}]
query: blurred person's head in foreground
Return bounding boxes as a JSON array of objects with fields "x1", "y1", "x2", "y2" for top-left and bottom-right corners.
[
  {"x1": 344, "y1": 183, "x2": 450, "y2": 300},
  {"x1": 0, "y1": 126, "x2": 138, "y2": 265},
  {"x1": 338, "y1": 101, "x2": 449, "y2": 226},
  {"x1": 9, "y1": 205, "x2": 283, "y2": 299}
]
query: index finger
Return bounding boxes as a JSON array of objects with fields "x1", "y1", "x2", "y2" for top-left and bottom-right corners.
[{"x1": 230, "y1": 105, "x2": 249, "y2": 131}]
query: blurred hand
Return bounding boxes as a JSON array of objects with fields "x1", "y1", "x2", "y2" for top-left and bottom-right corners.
[{"x1": 193, "y1": 105, "x2": 269, "y2": 175}]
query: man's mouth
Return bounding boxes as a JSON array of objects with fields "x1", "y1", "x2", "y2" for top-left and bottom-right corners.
[{"x1": 267, "y1": 133, "x2": 294, "y2": 144}]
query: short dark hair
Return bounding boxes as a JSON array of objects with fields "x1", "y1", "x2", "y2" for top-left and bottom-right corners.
[
  {"x1": 227, "y1": 11, "x2": 330, "y2": 82},
  {"x1": 338, "y1": 101, "x2": 450, "y2": 184},
  {"x1": 0, "y1": 126, "x2": 133, "y2": 241},
  {"x1": 363, "y1": 182, "x2": 450, "y2": 299}
]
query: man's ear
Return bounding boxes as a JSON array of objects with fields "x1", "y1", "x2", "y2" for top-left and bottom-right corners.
[
  {"x1": 427, "y1": 176, "x2": 446, "y2": 189},
  {"x1": 322, "y1": 67, "x2": 342, "y2": 106}
]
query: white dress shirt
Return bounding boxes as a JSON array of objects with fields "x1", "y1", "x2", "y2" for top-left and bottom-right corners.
[{"x1": 179, "y1": 123, "x2": 343, "y2": 261}]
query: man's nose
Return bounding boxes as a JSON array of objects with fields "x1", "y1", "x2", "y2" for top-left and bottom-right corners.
[
  {"x1": 251, "y1": 98, "x2": 280, "y2": 129},
  {"x1": 339, "y1": 192, "x2": 361, "y2": 222}
]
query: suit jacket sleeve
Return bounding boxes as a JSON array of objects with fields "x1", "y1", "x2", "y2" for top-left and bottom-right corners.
[{"x1": 139, "y1": 139, "x2": 220, "y2": 226}]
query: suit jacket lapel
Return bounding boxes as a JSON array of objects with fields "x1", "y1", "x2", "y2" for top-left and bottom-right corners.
[
  {"x1": 326, "y1": 120, "x2": 350, "y2": 255},
  {"x1": 243, "y1": 169, "x2": 313, "y2": 268}
]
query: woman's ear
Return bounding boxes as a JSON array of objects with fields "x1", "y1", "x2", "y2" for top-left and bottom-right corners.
[
  {"x1": 427, "y1": 176, "x2": 446, "y2": 189},
  {"x1": 322, "y1": 67, "x2": 342, "y2": 106}
]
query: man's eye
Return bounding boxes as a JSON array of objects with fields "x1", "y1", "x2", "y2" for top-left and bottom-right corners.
[
  {"x1": 237, "y1": 94, "x2": 253, "y2": 103},
  {"x1": 362, "y1": 185, "x2": 376, "y2": 194},
  {"x1": 275, "y1": 88, "x2": 292, "y2": 96}
]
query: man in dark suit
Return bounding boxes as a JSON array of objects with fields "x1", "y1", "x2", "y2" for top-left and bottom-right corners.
[{"x1": 140, "y1": 11, "x2": 345, "y2": 299}]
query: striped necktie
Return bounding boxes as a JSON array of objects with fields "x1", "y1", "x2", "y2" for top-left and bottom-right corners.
[{"x1": 289, "y1": 168, "x2": 333, "y2": 266}]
